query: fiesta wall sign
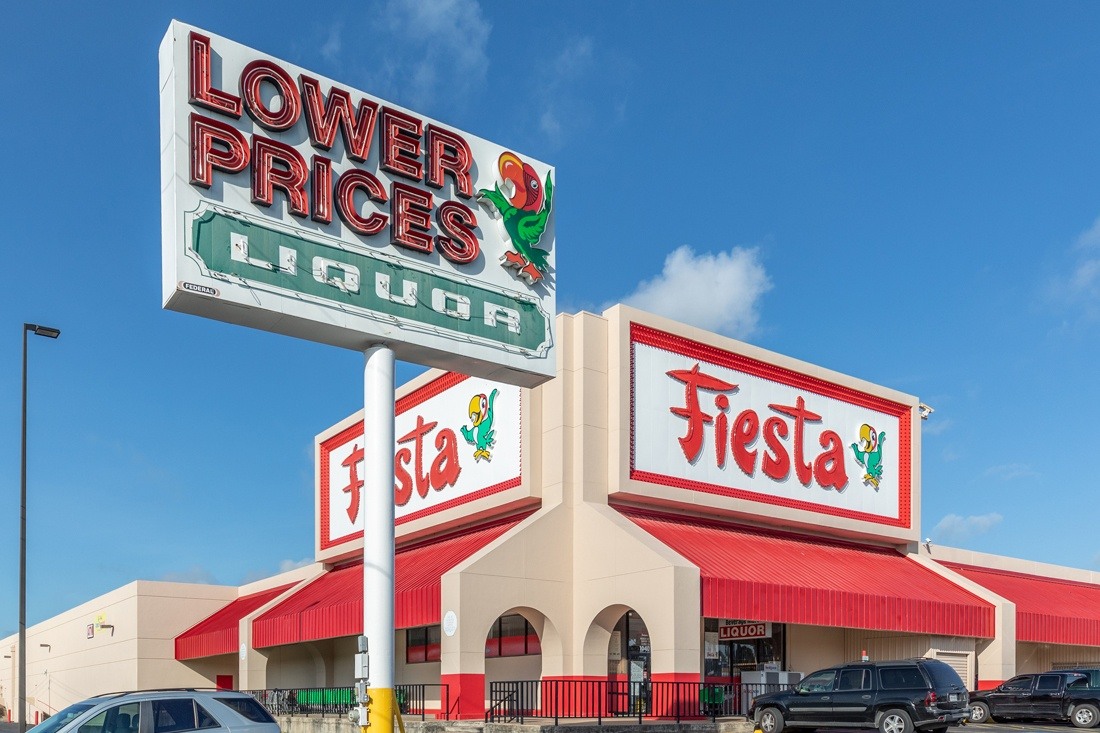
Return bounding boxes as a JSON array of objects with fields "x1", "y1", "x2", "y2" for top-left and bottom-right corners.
[
  {"x1": 319, "y1": 373, "x2": 521, "y2": 550},
  {"x1": 629, "y1": 324, "x2": 912, "y2": 530},
  {"x1": 159, "y1": 21, "x2": 555, "y2": 387}
]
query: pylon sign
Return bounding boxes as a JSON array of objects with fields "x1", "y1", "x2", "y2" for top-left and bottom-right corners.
[{"x1": 159, "y1": 21, "x2": 556, "y2": 387}]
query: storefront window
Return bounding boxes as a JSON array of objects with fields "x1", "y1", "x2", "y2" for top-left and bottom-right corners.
[
  {"x1": 485, "y1": 614, "x2": 540, "y2": 658},
  {"x1": 703, "y1": 619, "x2": 785, "y2": 679},
  {"x1": 405, "y1": 625, "x2": 441, "y2": 663}
]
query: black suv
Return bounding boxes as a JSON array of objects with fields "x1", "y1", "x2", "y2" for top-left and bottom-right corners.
[{"x1": 748, "y1": 659, "x2": 970, "y2": 733}]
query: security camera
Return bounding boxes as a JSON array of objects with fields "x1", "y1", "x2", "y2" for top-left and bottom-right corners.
[{"x1": 917, "y1": 403, "x2": 935, "y2": 420}]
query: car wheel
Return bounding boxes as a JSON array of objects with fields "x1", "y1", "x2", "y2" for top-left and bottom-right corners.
[
  {"x1": 879, "y1": 708, "x2": 913, "y2": 733},
  {"x1": 969, "y1": 702, "x2": 990, "y2": 724},
  {"x1": 1072, "y1": 704, "x2": 1100, "y2": 729},
  {"x1": 759, "y1": 707, "x2": 785, "y2": 733}
]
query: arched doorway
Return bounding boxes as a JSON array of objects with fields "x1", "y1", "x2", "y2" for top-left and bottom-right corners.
[
  {"x1": 483, "y1": 611, "x2": 543, "y2": 686},
  {"x1": 607, "y1": 610, "x2": 651, "y2": 715}
]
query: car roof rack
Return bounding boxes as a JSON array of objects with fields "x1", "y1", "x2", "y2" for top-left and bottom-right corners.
[{"x1": 90, "y1": 688, "x2": 225, "y2": 698}]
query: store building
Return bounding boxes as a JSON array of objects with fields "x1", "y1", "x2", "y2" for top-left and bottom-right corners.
[{"x1": 6, "y1": 305, "x2": 1100, "y2": 723}]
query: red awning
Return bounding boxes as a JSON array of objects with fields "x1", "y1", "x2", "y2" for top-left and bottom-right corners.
[
  {"x1": 175, "y1": 584, "x2": 294, "y2": 660},
  {"x1": 941, "y1": 562, "x2": 1100, "y2": 646},
  {"x1": 252, "y1": 516, "x2": 525, "y2": 648},
  {"x1": 623, "y1": 511, "x2": 994, "y2": 638}
]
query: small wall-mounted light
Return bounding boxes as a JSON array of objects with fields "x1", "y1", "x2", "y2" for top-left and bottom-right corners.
[
  {"x1": 39, "y1": 644, "x2": 51, "y2": 651},
  {"x1": 99, "y1": 624, "x2": 115, "y2": 637},
  {"x1": 923, "y1": 538, "x2": 933, "y2": 553},
  {"x1": 917, "y1": 403, "x2": 935, "y2": 420}
]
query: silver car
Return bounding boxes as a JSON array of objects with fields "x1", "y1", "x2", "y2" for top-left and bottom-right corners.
[{"x1": 28, "y1": 690, "x2": 279, "y2": 733}]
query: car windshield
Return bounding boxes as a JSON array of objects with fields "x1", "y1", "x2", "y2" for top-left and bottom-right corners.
[{"x1": 28, "y1": 702, "x2": 96, "y2": 733}]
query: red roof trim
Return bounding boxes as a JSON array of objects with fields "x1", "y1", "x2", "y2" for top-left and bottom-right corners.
[
  {"x1": 941, "y1": 562, "x2": 1100, "y2": 646},
  {"x1": 622, "y1": 510, "x2": 994, "y2": 638},
  {"x1": 175, "y1": 584, "x2": 294, "y2": 660},
  {"x1": 254, "y1": 514, "x2": 530, "y2": 648}
]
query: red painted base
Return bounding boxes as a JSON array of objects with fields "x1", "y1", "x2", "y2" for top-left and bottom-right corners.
[{"x1": 440, "y1": 673, "x2": 485, "y2": 720}]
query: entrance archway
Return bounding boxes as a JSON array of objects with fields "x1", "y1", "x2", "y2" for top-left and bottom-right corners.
[
  {"x1": 606, "y1": 610, "x2": 651, "y2": 715},
  {"x1": 483, "y1": 608, "x2": 553, "y2": 686}
]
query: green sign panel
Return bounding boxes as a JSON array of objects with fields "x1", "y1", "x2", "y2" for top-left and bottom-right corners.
[{"x1": 190, "y1": 211, "x2": 551, "y2": 354}]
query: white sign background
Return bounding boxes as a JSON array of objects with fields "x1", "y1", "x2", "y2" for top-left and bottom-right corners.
[
  {"x1": 322, "y1": 376, "x2": 521, "y2": 548},
  {"x1": 632, "y1": 341, "x2": 904, "y2": 523}
]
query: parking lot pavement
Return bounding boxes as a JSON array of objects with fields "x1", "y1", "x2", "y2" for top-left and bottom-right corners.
[{"x1": 976, "y1": 721, "x2": 1078, "y2": 726}]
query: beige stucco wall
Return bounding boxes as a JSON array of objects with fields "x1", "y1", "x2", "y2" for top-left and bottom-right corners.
[
  {"x1": 0, "y1": 581, "x2": 236, "y2": 723},
  {"x1": 787, "y1": 626, "x2": 845, "y2": 674},
  {"x1": 1017, "y1": 642, "x2": 1100, "y2": 674}
]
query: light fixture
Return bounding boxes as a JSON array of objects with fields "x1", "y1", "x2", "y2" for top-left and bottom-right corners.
[
  {"x1": 99, "y1": 624, "x2": 115, "y2": 636},
  {"x1": 917, "y1": 403, "x2": 934, "y2": 420},
  {"x1": 30, "y1": 325, "x2": 60, "y2": 339},
  {"x1": 21, "y1": 322, "x2": 61, "y2": 733},
  {"x1": 39, "y1": 644, "x2": 51, "y2": 651},
  {"x1": 923, "y1": 538, "x2": 933, "y2": 552}
]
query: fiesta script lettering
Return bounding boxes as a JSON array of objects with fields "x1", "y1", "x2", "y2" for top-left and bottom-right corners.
[{"x1": 667, "y1": 364, "x2": 849, "y2": 491}]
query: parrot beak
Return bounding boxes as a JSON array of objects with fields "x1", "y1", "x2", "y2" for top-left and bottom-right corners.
[
  {"x1": 859, "y1": 424, "x2": 875, "y2": 452},
  {"x1": 498, "y1": 152, "x2": 543, "y2": 211},
  {"x1": 499, "y1": 153, "x2": 526, "y2": 208}
]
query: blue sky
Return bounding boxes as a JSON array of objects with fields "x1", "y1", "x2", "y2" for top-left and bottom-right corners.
[{"x1": 4, "y1": 1, "x2": 1100, "y2": 637}]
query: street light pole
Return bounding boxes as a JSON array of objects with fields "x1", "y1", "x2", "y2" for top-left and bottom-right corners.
[{"x1": 20, "y1": 323, "x2": 60, "y2": 733}]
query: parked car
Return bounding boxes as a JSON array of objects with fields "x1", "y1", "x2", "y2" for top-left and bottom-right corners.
[
  {"x1": 969, "y1": 671, "x2": 1100, "y2": 728},
  {"x1": 28, "y1": 690, "x2": 279, "y2": 733},
  {"x1": 747, "y1": 658, "x2": 969, "y2": 733},
  {"x1": 1065, "y1": 669, "x2": 1100, "y2": 688}
]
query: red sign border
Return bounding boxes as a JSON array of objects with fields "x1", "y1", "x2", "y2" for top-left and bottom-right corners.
[
  {"x1": 320, "y1": 372, "x2": 523, "y2": 550},
  {"x1": 628, "y1": 322, "x2": 912, "y2": 529}
]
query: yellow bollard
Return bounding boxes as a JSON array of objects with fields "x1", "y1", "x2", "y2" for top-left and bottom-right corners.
[{"x1": 367, "y1": 688, "x2": 395, "y2": 733}]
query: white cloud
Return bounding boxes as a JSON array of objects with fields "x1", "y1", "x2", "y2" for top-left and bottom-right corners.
[
  {"x1": 922, "y1": 417, "x2": 953, "y2": 436},
  {"x1": 932, "y1": 513, "x2": 1003, "y2": 543},
  {"x1": 373, "y1": 0, "x2": 491, "y2": 110},
  {"x1": 278, "y1": 558, "x2": 314, "y2": 573},
  {"x1": 613, "y1": 245, "x2": 772, "y2": 338},
  {"x1": 534, "y1": 36, "x2": 596, "y2": 146},
  {"x1": 539, "y1": 110, "x2": 563, "y2": 145},
  {"x1": 320, "y1": 23, "x2": 342, "y2": 65},
  {"x1": 1070, "y1": 217, "x2": 1100, "y2": 299},
  {"x1": 161, "y1": 566, "x2": 220, "y2": 584},
  {"x1": 1049, "y1": 215, "x2": 1100, "y2": 318},
  {"x1": 983, "y1": 463, "x2": 1039, "y2": 481}
]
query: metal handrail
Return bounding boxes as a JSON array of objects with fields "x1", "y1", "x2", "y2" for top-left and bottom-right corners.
[{"x1": 245, "y1": 684, "x2": 449, "y2": 719}]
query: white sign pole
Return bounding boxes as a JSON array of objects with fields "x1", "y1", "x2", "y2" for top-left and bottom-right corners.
[{"x1": 361, "y1": 345, "x2": 395, "y2": 733}]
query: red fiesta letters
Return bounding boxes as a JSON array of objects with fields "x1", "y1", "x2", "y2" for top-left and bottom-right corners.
[{"x1": 667, "y1": 364, "x2": 848, "y2": 491}]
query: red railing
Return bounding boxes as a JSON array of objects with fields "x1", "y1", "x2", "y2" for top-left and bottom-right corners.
[{"x1": 485, "y1": 680, "x2": 793, "y2": 724}]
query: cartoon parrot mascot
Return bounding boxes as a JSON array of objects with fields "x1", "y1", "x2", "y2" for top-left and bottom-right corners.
[
  {"x1": 461, "y1": 389, "x2": 499, "y2": 462},
  {"x1": 477, "y1": 152, "x2": 554, "y2": 285},
  {"x1": 850, "y1": 423, "x2": 886, "y2": 489}
]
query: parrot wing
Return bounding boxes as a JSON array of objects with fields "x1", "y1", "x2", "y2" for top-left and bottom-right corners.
[
  {"x1": 513, "y1": 175, "x2": 554, "y2": 271},
  {"x1": 460, "y1": 425, "x2": 475, "y2": 445},
  {"x1": 482, "y1": 427, "x2": 495, "y2": 448},
  {"x1": 477, "y1": 185, "x2": 518, "y2": 220}
]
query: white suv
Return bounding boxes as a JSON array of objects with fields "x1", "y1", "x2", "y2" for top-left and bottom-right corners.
[{"x1": 29, "y1": 690, "x2": 279, "y2": 733}]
